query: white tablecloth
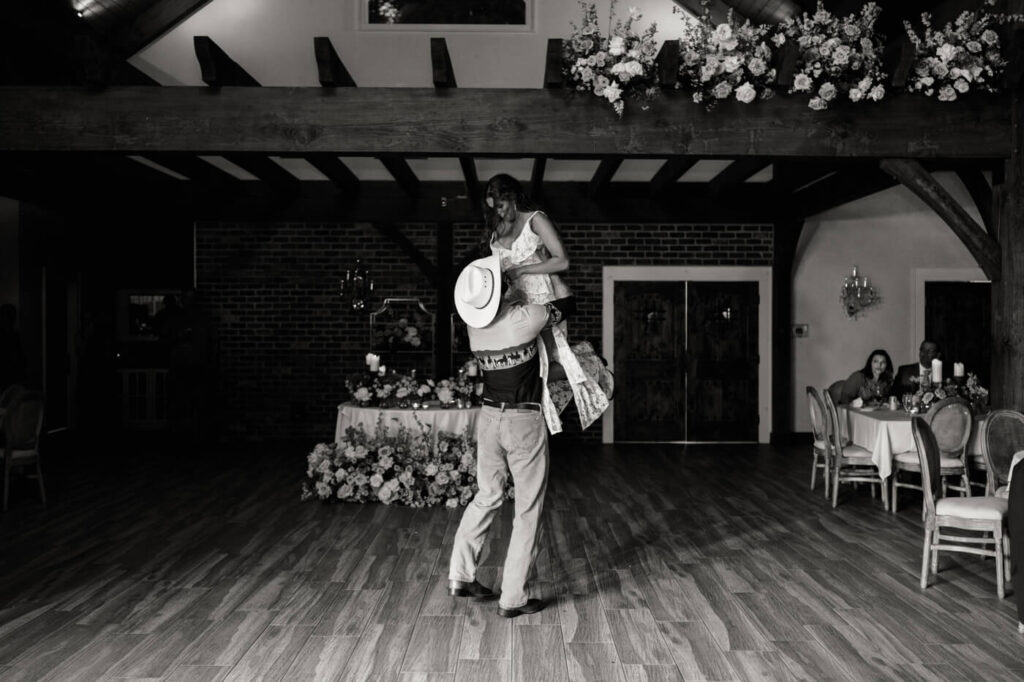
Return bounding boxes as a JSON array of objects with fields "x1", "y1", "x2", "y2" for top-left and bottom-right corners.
[
  {"x1": 335, "y1": 403, "x2": 480, "y2": 447},
  {"x1": 840, "y1": 406, "x2": 985, "y2": 481}
]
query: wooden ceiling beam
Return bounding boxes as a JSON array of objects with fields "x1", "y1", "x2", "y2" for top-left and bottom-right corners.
[
  {"x1": 672, "y1": 0, "x2": 747, "y2": 24},
  {"x1": 882, "y1": 158, "x2": 1001, "y2": 280},
  {"x1": 111, "y1": 0, "x2": 217, "y2": 56},
  {"x1": 193, "y1": 37, "x2": 260, "y2": 87},
  {"x1": 708, "y1": 158, "x2": 772, "y2": 195},
  {"x1": 771, "y1": 159, "x2": 837, "y2": 194},
  {"x1": 0, "y1": 87, "x2": 1009, "y2": 159},
  {"x1": 650, "y1": 158, "x2": 698, "y2": 196},
  {"x1": 956, "y1": 168, "x2": 994, "y2": 234},
  {"x1": 372, "y1": 222, "x2": 438, "y2": 286},
  {"x1": 431, "y1": 38, "x2": 457, "y2": 88},
  {"x1": 378, "y1": 157, "x2": 420, "y2": 197},
  {"x1": 304, "y1": 153, "x2": 359, "y2": 196},
  {"x1": 223, "y1": 154, "x2": 300, "y2": 195},
  {"x1": 589, "y1": 158, "x2": 622, "y2": 199},
  {"x1": 791, "y1": 162, "x2": 898, "y2": 217},
  {"x1": 531, "y1": 158, "x2": 547, "y2": 197},
  {"x1": 314, "y1": 37, "x2": 356, "y2": 87},
  {"x1": 458, "y1": 156, "x2": 481, "y2": 211},
  {"x1": 544, "y1": 39, "x2": 564, "y2": 88}
]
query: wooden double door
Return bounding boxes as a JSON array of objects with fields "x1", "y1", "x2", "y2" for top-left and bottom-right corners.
[{"x1": 613, "y1": 281, "x2": 759, "y2": 442}]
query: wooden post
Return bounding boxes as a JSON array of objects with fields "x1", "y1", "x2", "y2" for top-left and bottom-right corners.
[
  {"x1": 771, "y1": 214, "x2": 803, "y2": 443},
  {"x1": 435, "y1": 221, "x2": 454, "y2": 378}
]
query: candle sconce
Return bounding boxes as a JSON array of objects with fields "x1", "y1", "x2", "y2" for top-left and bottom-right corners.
[
  {"x1": 340, "y1": 259, "x2": 374, "y2": 312},
  {"x1": 840, "y1": 265, "x2": 880, "y2": 318}
]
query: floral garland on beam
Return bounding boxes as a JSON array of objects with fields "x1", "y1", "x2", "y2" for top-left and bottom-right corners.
[
  {"x1": 563, "y1": 0, "x2": 661, "y2": 117},
  {"x1": 771, "y1": 1, "x2": 887, "y2": 110},
  {"x1": 677, "y1": 3, "x2": 776, "y2": 108},
  {"x1": 903, "y1": 0, "x2": 1024, "y2": 102}
]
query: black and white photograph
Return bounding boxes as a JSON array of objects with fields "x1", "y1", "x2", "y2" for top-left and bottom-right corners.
[{"x1": 2, "y1": 0, "x2": 1024, "y2": 679}]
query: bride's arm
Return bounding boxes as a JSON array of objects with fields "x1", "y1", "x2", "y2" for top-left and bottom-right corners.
[{"x1": 508, "y1": 212, "x2": 569, "y2": 277}]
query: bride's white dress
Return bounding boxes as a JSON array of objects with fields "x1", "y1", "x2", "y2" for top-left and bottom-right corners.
[{"x1": 490, "y1": 211, "x2": 612, "y2": 433}]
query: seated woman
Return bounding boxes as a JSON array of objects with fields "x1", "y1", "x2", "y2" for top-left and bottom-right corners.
[{"x1": 834, "y1": 349, "x2": 894, "y2": 405}]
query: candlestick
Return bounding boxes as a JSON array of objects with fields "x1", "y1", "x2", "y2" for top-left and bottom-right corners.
[
  {"x1": 954, "y1": 362, "x2": 964, "y2": 378},
  {"x1": 931, "y1": 358, "x2": 942, "y2": 384}
]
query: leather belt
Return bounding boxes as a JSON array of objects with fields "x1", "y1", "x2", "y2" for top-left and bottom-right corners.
[{"x1": 482, "y1": 398, "x2": 542, "y2": 413}]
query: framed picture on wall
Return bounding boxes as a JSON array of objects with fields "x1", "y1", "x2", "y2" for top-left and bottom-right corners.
[{"x1": 360, "y1": 0, "x2": 533, "y2": 31}]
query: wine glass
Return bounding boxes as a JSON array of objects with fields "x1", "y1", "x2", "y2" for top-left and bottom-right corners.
[{"x1": 901, "y1": 393, "x2": 913, "y2": 412}]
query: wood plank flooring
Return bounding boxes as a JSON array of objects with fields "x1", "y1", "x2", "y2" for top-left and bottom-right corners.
[{"x1": 1, "y1": 433, "x2": 1023, "y2": 680}]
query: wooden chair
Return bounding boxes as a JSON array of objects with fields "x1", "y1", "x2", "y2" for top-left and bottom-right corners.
[
  {"x1": 806, "y1": 386, "x2": 830, "y2": 498},
  {"x1": 979, "y1": 409, "x2": 1024, "y2": 496},
  {"x1": 913, "y1": 417, "x2": 1007, "y2": 598},
  {"x1": 3, "y1": 390, "x2": 46, "y2": 512},
  {"x1": 823, "y1": 390, "x2": 886, "y2": 510},
  {"x1": 891, "y1": 397, "x2": 972, "y2": 514}
]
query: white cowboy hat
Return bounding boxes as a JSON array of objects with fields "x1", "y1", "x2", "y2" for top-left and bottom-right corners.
[{"x1": 454, "y1": 253, "x2": 502, "y2": 328}]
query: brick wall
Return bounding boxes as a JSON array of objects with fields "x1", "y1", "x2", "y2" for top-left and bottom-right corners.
[{"x1": 197, "y1": 221, "x2": 772, "y2": 443}]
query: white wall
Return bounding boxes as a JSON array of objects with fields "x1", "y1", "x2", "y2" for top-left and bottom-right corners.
[
  {"x1": 131, "y1": 0, "x2": 685, "y2": 87},
  {"x1": 0, "y1": 197, "x2": 18, "y2": 306},
  {"x1": 791, "y1": 172, "x2": 985, "y2": 432}
]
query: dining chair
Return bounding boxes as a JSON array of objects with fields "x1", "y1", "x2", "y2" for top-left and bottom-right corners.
[
  {"x1": 891, "y1": 397, "x2": 972, "y2": 514},
  {"x1": 0, "y1": 383, "x2": 25, "y2": 408},
  {"x1": 806, "y1": 386, "x2": 830, "y2": 498},
  {"x1": 823, "y1": 390, "x2": 886, "y2": 510},
  {"x1": 3, "y1": 390, "x2": 46, "y2": 512},
  {"x1": 913, "y1": 417, "x2": 1007, "y2": 598},
  {"x1": 979, "y1": 409, "x2": 1024, "y2": 496}
]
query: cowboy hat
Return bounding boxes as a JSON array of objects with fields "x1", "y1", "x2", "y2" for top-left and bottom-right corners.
[{"x1": 454, "y1": 253, "x2": 502, "y2": 328}]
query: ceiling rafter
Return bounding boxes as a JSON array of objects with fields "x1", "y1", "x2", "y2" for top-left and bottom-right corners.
[
  {"x1": 431, "y1": 38, "x2": 456, "y2": 88},
  {"x1": 314, "y1": 37, "x2": 355, "y2": 87},
  {"x1": 193, "y1": 36, "x2": 259, "y2": 87},
  {"x1": 650, "y1": 158, "x2": 698, "y2": 196},
  {"x1": 303, "y1": 153, "x2": 359, "y2": 196},
  {"x1": 709, "y1": 158, "x2": 772, "y2": 195},
  {"x1": 110, "y1": 0, "x2": 217, "y2": 57},
  {"x1": 589, "y1": 158, "x2": 622, "y2": 199}
]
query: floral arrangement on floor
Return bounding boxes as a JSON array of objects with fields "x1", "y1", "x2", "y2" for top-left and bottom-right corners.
[
  {"x1": 903, "y1": 0, "x2": 1024, "y2": 102},
  {"x1": 346, "y1": 370, "x2": 480, "y2": 408},
  {"x1": 563, "y1": 0, "x2": 661, "y2": 116},
  {"x1": 676, "y1": 3, "x2": 776, "y2": 108},
  {"x1": 908, "y1": 372, "x2": 989, "y2": 413},
  {"x1": 301, "y1": 419, "x2": 513, "y2": 508},
  {"x1": 770, "y1": 1, "x2": 886, "y2": 110}
]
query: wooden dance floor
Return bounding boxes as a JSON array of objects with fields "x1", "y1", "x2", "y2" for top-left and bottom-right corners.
[{"x1": 1, "y1": 435, "x2": 1023, "y2": 680}]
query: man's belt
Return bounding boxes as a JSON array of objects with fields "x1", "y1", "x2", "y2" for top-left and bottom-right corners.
[{"x1": 481, "y1": 398, "x2": 542, "y2": 413}]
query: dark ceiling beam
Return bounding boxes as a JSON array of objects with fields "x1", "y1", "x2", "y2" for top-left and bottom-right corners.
[
  {"x1": 223, "y1": 154, "x2": 300, "y2": 195},
  {"x1": 655, "y1": 42, "x2": 680, "y2": 88},
  {"x1": 589, "y1": 158, "x2": 622, "y2": 199},
  {"x1": 791, "y1": 162, "x2": 898, "y2": 218},
  {"x1": 531, "y1": 158, "x2": 547, "y2": 197},
  {"x1": 431, "y1": 38, "x2": 456, "y2": 88},
  {"x1": 956, "y1": 168, "x2": 994, "y2": 234},
  {"x1": 313, "y1": 37, "x2": 356, "y2": 87},
  {"x1": 193, "y1": 37, "x2": 260, "y2": 87},
  {"x1": 881, "y1": 158, "x2": 1001, "y2": 280},
  {"x1": 303, "y1": 153, "x2": 359, "y2": 196},
  {"x1": 650, "y1": 158, "x2": 697, "y2": 196},
  {"x1": 372, "y1": 222, "x2": 438, "y2": 286},
  {"x1": 458, "y1": 156, "x2": 481, "y2": 211},
  {"x1": 771, "y1": 159, "x2": 837, "y2": 194},
  {"x1": 708, "y1": 158, "x2": 772, "y2": 196},
  {"x1": 0, "y1": 87, "x2": 1009, "y2": 159},
  {"x1": 543, "y1": 39, "x2": 564, "y2": 88},
  {"x1": 378, "y1": 157, "x2": 420, "y2": 198},
  {"x1": 111, "y1": 0, "x2": 217, "y2": 56},
  {"x1": 142, "y1": 152, "x2": 243, "y2": 197},
  {"x1": 672, "y1": 0, "x2": 747, "y2": 24}
]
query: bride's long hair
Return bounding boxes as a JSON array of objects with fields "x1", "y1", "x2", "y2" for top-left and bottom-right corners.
[{"x1": 479, "y1": 174, "x2": 539, "y2": 255}]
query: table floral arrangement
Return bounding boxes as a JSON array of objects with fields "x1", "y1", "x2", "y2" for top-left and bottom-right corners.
[
  {"x1": 769, "y1": 1, "x2": 886, "y2": 110},
  {"x1": 676, "y1": 3, "x2": 777, "y2": 109},
  {"x1": 563, "y1": 0, "x2": 661, "y2": 116},
  {"x1": 346, "y1": 370, "x2": 479, "y2": 408},
  {"x1": 903, "y1": 0, "x2": 1024, "y2": 102},
  {"x1": 375, "y1": 316, "x2": 427, "y2": 351},
  {"x1": 907, "y1": 372, "x2": 989, "y2": 413},
  {"x1": 302, "y1": 419, "x2": 513, "y2": 508}
]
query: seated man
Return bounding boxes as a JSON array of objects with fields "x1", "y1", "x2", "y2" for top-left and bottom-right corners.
[{"x1": 893, "y1": 340, "x2": 940, "y2": 397}]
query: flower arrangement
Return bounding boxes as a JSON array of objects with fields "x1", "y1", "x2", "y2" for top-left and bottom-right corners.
[
  {"x1": 908, "y1": 372, "x2": 989, "y2": 413},
  {"x1": 563, "y1": 0, "x2": 661, "y2": 116},
  {"x1": 302, "y1": 420, "x2": 513, "y2": 508},
  {"x1": 346, "y1": 370, "x2": 480, "y2": 408},
  {"x1": 376, "y1": 316, "x2": 426, "y2": 351},
  {"x1": 903, "y1": 0, "x2": 1024, "y2": 102},
  {"x1": 771, "y1": 1, "x2": 886, "y2": 110},
  {"x1": 677, "y1": 3, "x2": 776, "y2": 108}
]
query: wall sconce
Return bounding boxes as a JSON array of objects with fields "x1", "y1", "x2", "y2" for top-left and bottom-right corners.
[
  {"x1": 340, "y1": 259, "x2": 374, "y2": 311},
  {"x1": 841, "y1": 265, "x2": 880, "y2": 318}
]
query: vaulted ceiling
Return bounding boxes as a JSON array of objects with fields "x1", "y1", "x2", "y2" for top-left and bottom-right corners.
[{"x1": 0, "y1": 0, "x2": 1008, "y2": 226}]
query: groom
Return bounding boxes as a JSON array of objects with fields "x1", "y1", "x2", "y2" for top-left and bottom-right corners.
[{"x1": 447, "y1": 252, "x2": 570, "y2": 618}]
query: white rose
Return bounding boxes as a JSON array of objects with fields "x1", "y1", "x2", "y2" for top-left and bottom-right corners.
[
  {"x1": 748, "y1": 58, "x2": 766, "y2": 77},
  {"x1": 608, "y1": 35, "x2": 625, "y2": 57},
  {"x1": 793, "y1": 73, "x2": 812, "y2": 92},
  {"x1": 735, "y1": 82, "x2": 756, "y2": 103},
  {"x1": 818, "y1": 82, "x2": 837, "y2": 101},
  {"x1": 938, "y1": 85, "x2": 956, "y2": 102},
  {"x1": 937, "y1": 43, "x2": 956, "y2": 62},
  {"x1": 723, "y1": 56, "x2": 741, "y2": 73},
  {"x1": 953, "y1": 78, "x2": 969, "y2": 94},
  {"x1": 714, "y1": 24, "x2": 733, "y2": 42}
]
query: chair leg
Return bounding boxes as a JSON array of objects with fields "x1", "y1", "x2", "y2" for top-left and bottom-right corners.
[
  {"x1": 996, "y1": 527, "x2": 1006, "y2": 599},
  {"x1": 810, "y1": 452, "x2": 817, "y2": 491},
  {"x1": 931, "y1": 528, "x2": 940, "y2": 574},
  {"x1": 35, "y1": 458, "x2": 46, "y2": 506},
  {"x1": 921, "y1": 525, "x2": 932, "y2": 589},
  {"x1": 880, "y1": 475, "x2": 889, "y2": 512},
  {"x1": 3, "y1": 453, "x2": 9, "y2": 513},
  {"x1": 832, "y1": 466, "x2": 840, "y2": 509}
]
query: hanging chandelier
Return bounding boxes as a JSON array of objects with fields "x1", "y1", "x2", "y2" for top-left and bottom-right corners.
[{"x1": 840, "y1": 265, "x2": 880, "y2": 318}]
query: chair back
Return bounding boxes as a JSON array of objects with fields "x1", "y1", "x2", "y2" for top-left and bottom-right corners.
[
  {"x1": 3, "y1": 391, "x2": 44, "y2": 451},
  {"x1": 912, "y1": 417, "x2": 941, "y2": 518},
  {"x1": 980, "y1": 409, "x2": 1024, "y2": 488},
  {"x1": 925, "y1": 397, "x2": 972, "y2": 460},
  {"x1": 807, "y1": 386, "x2": 827, "y2": 445},
  {"x1": 0, "y1": 384, "x2": 25, "y2": 408},
  {"x1": 822, "y1": 389, "x2": 844, "y2": 455}
]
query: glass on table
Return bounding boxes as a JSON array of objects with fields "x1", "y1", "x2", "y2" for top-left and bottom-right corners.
[{"x1": 901, "y1": 393, "x2": 913, "y2": 412}]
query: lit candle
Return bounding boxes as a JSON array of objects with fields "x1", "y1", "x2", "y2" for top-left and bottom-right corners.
[
  {"x1": 467, "y1": 361, "x2": 478, "y2": 377},
  {"x1": 475, "y1": 382, "x2": 484, "y2": 395},
  {"x1": 378, "y1": 364, "x2": 386, "y2": 377},
  {"x1": 954, "y1": 362, "x2": 965, "y2": 378},
  {"x1": 931, "y1": 358, "x2": 942, "y2": 384},
  {"x1": 368, "y1": 354, "x2": 379, "y2": 373},
  {"x1": 365, "y1": 352, "x2": 373, "y2": 367}
]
